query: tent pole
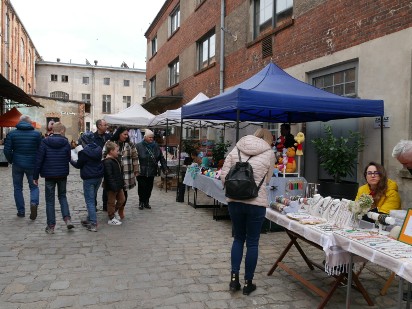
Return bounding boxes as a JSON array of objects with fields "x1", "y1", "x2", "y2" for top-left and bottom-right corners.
[
  {"x1": 236, "y1": 109, "x2": 240, "y2": 142},
  {"x1": 176, "y1": 118, "x2": 184, "y2": 201},
  {"x1": 165, "y1": 119, "x2": 169, "y2": 192},
  {"x1": 381, "y1": 117, "x2": 384, "y2": 166}
]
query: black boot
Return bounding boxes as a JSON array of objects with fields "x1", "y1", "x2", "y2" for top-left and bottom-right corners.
[
  {"x1": 229, "y1": 272, "x2": 241, "y2": 292},
  {"x1": 144, "y1": 200, "x2": 151, "y2": 209},
  {"x1": 139, "y1": 202, "x2": 144, "y2": 210},
  {"x1": 242, "y1": 280, "x2": 256, "y2": 295}
]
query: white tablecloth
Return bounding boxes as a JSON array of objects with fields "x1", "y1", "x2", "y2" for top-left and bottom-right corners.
[
  {"x1": 331, "y1": 230, "x2": 412, "y2": 282},
  {"x1": 183, "y1": 172, "x2": 227, "y2": 205}
]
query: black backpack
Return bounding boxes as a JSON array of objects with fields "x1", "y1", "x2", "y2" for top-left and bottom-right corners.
[{"x1": 224, "y1": 149, "x2": 265, "y2": 200}]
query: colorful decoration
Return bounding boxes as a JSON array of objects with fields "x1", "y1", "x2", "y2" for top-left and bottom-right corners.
[
  {"x1": 285, "y1": 147, "x2": 296, "y2": 173},
  {"x1": 294, "y1": 132, "x2": 305, "y2": 156}
]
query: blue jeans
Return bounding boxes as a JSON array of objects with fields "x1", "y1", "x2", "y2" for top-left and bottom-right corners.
[
  {"x1": 228, "y1": 202, "x2": 266, "y2": 281},
  {"x1": 83, "y1": 177, "x2": 102, "y2": 224},
  {"x1": 45, "y1": 178, "x2": 71, "y2": 227},
  {"x1": 12, "y1": 165, "x2": 39, "y2": 215}
]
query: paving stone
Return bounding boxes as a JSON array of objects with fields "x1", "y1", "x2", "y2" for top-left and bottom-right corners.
[{"x1": 0, "y1": 165, "x2": 404, "y2": 308}]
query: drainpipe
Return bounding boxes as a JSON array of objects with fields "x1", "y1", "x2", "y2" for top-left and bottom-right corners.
[{"x1": 219, "y1": 0, "x2": 225, "y2": 94}]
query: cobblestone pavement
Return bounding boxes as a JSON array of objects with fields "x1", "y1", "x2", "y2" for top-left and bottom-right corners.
[{"x1": 0, "y1": 165, "x2": 404, "y2": 308}]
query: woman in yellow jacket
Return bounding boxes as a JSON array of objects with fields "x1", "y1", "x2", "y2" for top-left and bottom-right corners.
[{"x1": 355, "y1": 161, "x2": 401, "y2": 215}]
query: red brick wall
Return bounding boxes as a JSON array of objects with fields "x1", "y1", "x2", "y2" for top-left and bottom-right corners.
[{"x1": 147, "y1": 0, "x2": 412, "y2": 106}]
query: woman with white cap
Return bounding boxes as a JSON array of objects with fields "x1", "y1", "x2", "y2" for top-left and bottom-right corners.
[{"x1": 135, "y1": 129, "x2": 168, "y2": 209}]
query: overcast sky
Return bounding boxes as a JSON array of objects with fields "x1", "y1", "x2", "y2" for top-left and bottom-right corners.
[{"x1": 11, "y1": 0, "x2": 165, "y2": 69}]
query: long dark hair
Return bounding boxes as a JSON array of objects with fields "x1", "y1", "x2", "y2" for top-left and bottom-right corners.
[
  {"x1": 111, "y1": 126, "x2": 130, "y2": 143},
  {"x1": 363, "y1": 161, "x2": 388, "y2": 205}
]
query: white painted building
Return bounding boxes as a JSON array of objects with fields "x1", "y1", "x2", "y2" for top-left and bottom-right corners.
[{"x1": 35, "y1": 60, "x2": 146, "y2": 131}]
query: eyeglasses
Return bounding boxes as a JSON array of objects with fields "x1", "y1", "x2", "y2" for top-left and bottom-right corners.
[{"x1": 366, "y1": 171, "x2": 381, "y2": 176}]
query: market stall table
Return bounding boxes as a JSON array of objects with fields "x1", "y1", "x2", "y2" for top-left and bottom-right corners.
[
  {"x1": 183, "y1": 171, "x2": 229, "y2": 220},
  {"x1": 265, "y1": 208, "x2": 373, "y2": 308},
  {"x1": 330, "y1": 229, "x2": 412, "y2": 307}
]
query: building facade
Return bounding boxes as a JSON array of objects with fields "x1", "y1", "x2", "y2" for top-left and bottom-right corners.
[
  {"x1": 144, "y1": 0, "x2": 412, "y2": 204},
  {"x1": 35, "y1": 61, "x2": 147, "y2": 132},
  {"x1": 0, "y1": 0, "x2": 40, "y2": 93}
]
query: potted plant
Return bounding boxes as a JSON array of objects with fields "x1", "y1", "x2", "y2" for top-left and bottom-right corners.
[
  {"x1": 311, "y1": 125, "x2": 365, "y2": 200},
  {"x1": 212, "y1": 141, "x2": 231, "y2": 167}
]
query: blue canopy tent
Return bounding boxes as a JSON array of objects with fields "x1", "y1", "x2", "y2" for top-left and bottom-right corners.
[
  {"x1": 182, "y1": 62, "x2": 383, "y2": 123},
  {"x1": 181, "y1": 62, "x2": 385, "y2": 161}
]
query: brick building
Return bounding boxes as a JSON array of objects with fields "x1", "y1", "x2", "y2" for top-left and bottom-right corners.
[{"x1": 144, "y1": 0, "x2": 412, "y2": 203}]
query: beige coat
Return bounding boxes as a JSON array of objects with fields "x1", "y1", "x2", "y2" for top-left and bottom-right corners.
[{"x1": 221, "y1": 135, "x2": 275, "y2": 207}]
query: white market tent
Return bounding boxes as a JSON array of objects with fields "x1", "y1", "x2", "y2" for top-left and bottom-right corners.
[
  {"x1": 148, "y1": 92, "x2": 209, "y2": 127},
  {"x1": 104, "y1": 103, "x2": 155, "y2": 127}
]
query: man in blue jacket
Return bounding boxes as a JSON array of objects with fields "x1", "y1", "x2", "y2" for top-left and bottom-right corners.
[
  {"x1": 33, "y1": 122, "x2": 74, "y2": 234},
  {"x1": 4, "y1": 115, "x2": 41, "y2": 219}
]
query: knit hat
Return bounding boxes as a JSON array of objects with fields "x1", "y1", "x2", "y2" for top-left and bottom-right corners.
[
  {"x1": 144, "y1": 129, "x2": 154, "y2": 137},
  {"x1": 81, "y1": 131, "x2": 95, "y2": 146}
]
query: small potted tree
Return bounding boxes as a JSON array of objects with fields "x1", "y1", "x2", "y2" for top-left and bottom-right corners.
[
  {"x1": 311, "y1": 125, "x2": 365, "y2": 200},
  {"x1": 211, "y1": 141, "x2": 231, "y2": 168}
]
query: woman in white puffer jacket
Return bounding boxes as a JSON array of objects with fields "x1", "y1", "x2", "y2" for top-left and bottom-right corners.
[{"x1": 221, "y1": 128, "x2": 275, "y2": 296}]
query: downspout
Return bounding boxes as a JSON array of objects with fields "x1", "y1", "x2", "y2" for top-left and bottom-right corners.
[{"x1": 219, "y1": 0, "x2": 225, "y2": 94}]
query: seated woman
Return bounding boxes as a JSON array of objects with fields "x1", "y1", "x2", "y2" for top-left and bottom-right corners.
[{"x1": 356, "y1": 162, "x2": 401, "y2": 220}]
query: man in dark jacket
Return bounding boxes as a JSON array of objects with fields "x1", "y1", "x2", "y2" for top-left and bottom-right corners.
[
  {"x1": 33, "y1": 122, "x2": 74, "y2": 234},
  {"x1": 4, "y1": 115, "x2": 42, "y2": 219},
  {"x1": 93, "y1": 119, "x2": 111, "y2": 211},
  {"x1": 135, "y1": 129, "x2": 168, "y2": 209}
]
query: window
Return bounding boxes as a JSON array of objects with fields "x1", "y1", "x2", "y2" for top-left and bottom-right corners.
[
  {"x1": 82, "y1": 93, "x2": 91, "y2": 103},
  {"x1": 123, "y1": 96, "x2": 131, "y2": 108},
  {"x1": 150, "y1": 77, "x2": 156, "y2": 97},
  {"x1": 83, "y1": 77, "x2": 89, "y2": 84},
  {"x1": 28, "y1": 50, "x2": 32, "y2": 70},
  {"x1": 50, "y1": 91, "x2": 69, "y2": 100},
  {"x1": 20, "y1": 76, "x2": 24, "y2": 90},
  {"x1": 253, "y1": 0, "x2": 293, "y2": 38},
  {"x1": 198, "y1": 31, "x2": 216, "y2": 69},
  {"x1": 168, "y1": 58, "x2": 179, "y2": 87},
  {"x1": 61, "y1": 75, "x2": 68, "y2": 82},
  {"x1": 311, "y1": 63, "x2": 357, "y2": 97},
  {"x1": 142, "y1": 80, "x2": 146, "y2": 88},
  {"x1": 124, "y1": 80, "x2": 130, "y2": 87},
  {"x1": 51, "y1": 74, "x2": 58, "y2": 82},
  {"x1": 20, "y1": 38, "x2": 25, "y2": 62},
  {"x1": 151, "y1": 36, "x2": 157, "y2": 56},
  {"x1": 102, "y1": 95, "x2": 111, "y2": 113},
  {"x1": 170, "y1": 6, "x2": 180, "y2": 35},
  {"x1": 104, "y1": 78, "x2": 110, "y2": 85}
]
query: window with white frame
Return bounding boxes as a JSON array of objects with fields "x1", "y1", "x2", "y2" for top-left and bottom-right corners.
[
  {"x1": 124, "y1": 80, "x2": 130, "y2": 87},
  {"x1": 83, "y1": 77, "x2": 89, "y2": 84},
  {"x1": 168, "y1": 58, "x2": 179, "y2": 87},
  {"x1": 102, "y1": 95, "x2": 111, "y2": 113},
  {"x1": 61, "y1": 75, "x2": 68, "y2": 83},
  {"x1": 51, "y1": 74, "x2": 58, "y2": 82},
  {"x1": 170, "y1": 5, "x2": 180, "y2": 35},
  {"x1": 103, "y1": 78, "x2": 110, "y2": 85},
  {"x1": 253, "y1": 0, "x2": 293, "y2": 39},
  {"x1": 82, "y1": 93, "x2": 91, "y2": 103},
  {"x1": 50, "y1": 91, "x2": 69, "y2": 100},
  {"x1": 198, "y1": 31, "x2": 216, "y2": 69},
  {"x1": 150, "y1": 77, "x2": 156, "y2": 97},
  {"x1": 123, "y1": 96, "x2": 131, "y2": 108},
  {"x1": 143, "y1": 80, "x2": 146, "y2": 88},
  {"x1": 311, "y1": 63, "x2": 357, "y2": 97},
  {"x1": 151, "y1": 36, "x2": 157, "y2": 56}
]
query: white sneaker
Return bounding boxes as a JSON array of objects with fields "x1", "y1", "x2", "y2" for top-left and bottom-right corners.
[
  {"x1": 114, "y1": 211, "x2": 121, "y2": 221},
  {"x1": 108, "y1": 218, "x2": 122, "y2": 225}
]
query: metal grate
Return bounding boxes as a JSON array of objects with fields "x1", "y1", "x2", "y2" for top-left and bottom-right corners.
[{"x1": 262, "y1": 36, "x2": 273, "y2": 59}]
